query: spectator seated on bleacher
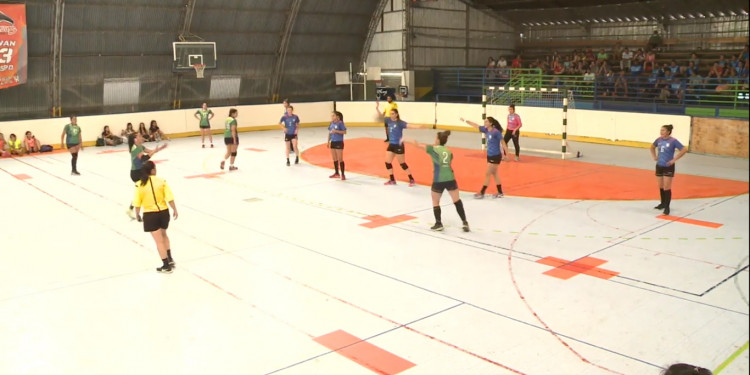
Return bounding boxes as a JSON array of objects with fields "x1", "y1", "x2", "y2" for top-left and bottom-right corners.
[
  {"x1": 644, "y1": 50, "x2": 657, "y2": 72},
  {"x1": 620, "y1": 47, "x2": 633, "y2": 70},
  {"x1": 647, "y1": 30, "x2": 663, "y2": 51},
  {"x1": 668, "y1": 60, "x2": 681, "y2": 76},
  {"x1": 630, "y1": 60, "x2": 643, "y2": 76},
  {"x1": 596, "y1": 49, "x2": 609, "y2": 64},
  {"x1": 613, "y1": 70, "x2": 629, "y2": 97},
  {"x1": 739, "y1": 44, "x2": 749, "y2": 63},
  {"x1": 685, "y1": 70, "x2": 705, "y2": 102},
  {"x1": 689, "y1": 52, "x2": 701, "y2": 69}
]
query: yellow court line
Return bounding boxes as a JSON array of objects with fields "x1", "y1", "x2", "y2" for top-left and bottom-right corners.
[{"x1": 714, "y1": 341, "x2": 749, "y2": 374}]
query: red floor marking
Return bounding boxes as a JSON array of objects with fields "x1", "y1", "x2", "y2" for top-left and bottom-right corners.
[
  {"x1": 151, "y1": 159, "x2": 168, "y2": 164},
  {"x1": 360, "y1": 214, "x2": 416, "y2": 228},
  {"x1": 657, "y1": 215, "x2": 723, "y2": 228},
  {"x1": 96, "y1": 149, "x2": 128, "y2": 154},
  {"x1": 537, "y1": 256, "x2": 619, "y2": 280},
  {"x1": 314, "y1": 330, "x2": 416, "y2": 375},
  {"x1": 14, "y1": 174, "x2": 31, "y2": 180},
  {"x1": 185, "y1": 172, "x2": 225, "y2": 179},
  {"x1": 245, "y1": 148, "x2": 266, "y2": 152}
]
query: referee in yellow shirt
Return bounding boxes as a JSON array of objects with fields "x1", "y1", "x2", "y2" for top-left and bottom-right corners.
[
  {"x1": 133, "y1": 160, "x2": 179, "y2": 273},
  {"x1": 378, "y1": 94, "x2": 398, "y2": 142}
]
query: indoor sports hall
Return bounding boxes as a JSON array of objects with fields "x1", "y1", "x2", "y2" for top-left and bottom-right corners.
[{"x1": 1, "y1": 1, "x2": 748, "y2": 374}]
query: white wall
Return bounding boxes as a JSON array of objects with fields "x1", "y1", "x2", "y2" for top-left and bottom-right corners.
[{"x1": 0, "y1": 101, "x2": 689, "y2": 149}]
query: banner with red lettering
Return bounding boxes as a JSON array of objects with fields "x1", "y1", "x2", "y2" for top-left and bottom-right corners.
[{"x1": 0, "y1": 4, "x2": 27, "y2": 89}]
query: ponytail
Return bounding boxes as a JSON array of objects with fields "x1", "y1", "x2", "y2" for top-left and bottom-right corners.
[
  {"x1": 486, "y1": 116, "x2": 503, "y2": 133},
  {"x1": 139, "y1": 160, "x2": 155, "y2": 186}
]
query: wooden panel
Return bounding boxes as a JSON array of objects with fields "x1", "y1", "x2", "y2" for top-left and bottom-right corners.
[{"x1": 691, "y1": 117, "x2": 749, "y2": 158}]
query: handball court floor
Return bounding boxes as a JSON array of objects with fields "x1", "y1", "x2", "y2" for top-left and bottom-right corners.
[{"x1": 0, "y1": 127, "x2": 748, "y2": 375}]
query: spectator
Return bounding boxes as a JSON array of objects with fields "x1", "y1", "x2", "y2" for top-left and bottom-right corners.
[
  {"x1": 8, "y1": 133, "x2": 23, "y2": 155},
  {"x1": 644, "y1": 49, "x2": 657, "y2": 72},
  {"x1": 707, "y1": 63, "x2": 722, "y2": 79},
  {"x1": 612, "y1": 41, "x2": 622, "y2": 64},
  {"x1": 668, "y1": 60, "x2": 680, "y2": 75},
  {"x1": 728, "y1": 55, "x2": 740, "y2": 74},
  {"x1": 596, "y1": 49, "x2": 609, "y2": 63},
  {"x1": 689, "y1": 52, "x2": 701, "y2": 68},
  {"x1": 485, "y1": 56, "x2": 496, "y2": 78},
  {"x1": 647, "y1": 30, "x2": 662, "y2": 51},
  {"x1": 511, "y1": 55, "x2": 522, "y2": 69},
  {"x1": 585, "y1": 48, "x2": 596, "y2": 63},
  {"x1": 620, "y1": 47, "x2": 633, "y2": 70},
  {"x1": 149, "y1": 120, "x2": 168, "y2": 142},
  {"x1": 137, "y1": 122, "x2": 151, "y2": 141},
  {"x1": 583, "y1": 68, "x2": 595, "y2": 81},
  {"x1": 121, "y1": 122, "x2": 136, "y2": 138},
  {"x1": 738, "y1": 44, "x2": 749, "y2": 62},
  {"x1": 23, "y1": 131, "x2": 41, "y2": 153},
  {"x1": 497, "y1": 56, "x2": 509, "y2": 79},
  {"x1": 613, "y1": 70, "x2": 628, "y2": 97},
  {"x1": 685, "y1": 69, "x2": 704, "y2": 102},
  {"x1": 630, "y1": 59, "x2": 643, "y2": 76},
  {"x1": 0, "y1": 133, "x2": 9, "y2": 157},
  {"x1": 101, "y1": 125, "x2": 122, "y2": 146},
  {"x1": 717, "y1": 54, "x2": 727, "y2": 70}
]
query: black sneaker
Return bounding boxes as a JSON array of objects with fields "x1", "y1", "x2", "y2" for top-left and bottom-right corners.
[
  {"x1": 286, "y1": 160, "x2": 290, "y2": 166},
  {"x1": 430, "y1": 223, "x2": 444, "y2": 231},
  {"x1": 462, "y1": 222, "x2": 470, "y2": 232},
  {"x1": 156, "y1": 265, "x2": 173, "y2": 274},
  {"x1": 168, "y1": 258, "x2": 175, "y2": 267},
  {"x1": 71, "y1": 171, "x2": 81, "y2": 176},
  {"x1": 654, "y1": 203, "x2": 664, "y2": 209},
  {"x1": 294, "y1": 158, "x2": 299, "y2": 165},
  {"x1": 663, "y1": 207, "x2": 670, "y2": 215}
]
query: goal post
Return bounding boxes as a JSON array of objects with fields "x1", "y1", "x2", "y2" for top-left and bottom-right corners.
[{"x1": 485, "y1": 86, "x2": 580, "y2": 159}]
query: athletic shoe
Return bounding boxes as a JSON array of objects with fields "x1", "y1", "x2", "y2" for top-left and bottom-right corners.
[
  {"x1": 341, "y1": 175, "x2": 346, "y2": 181},
  {"x1": 156, "y1": 265, "x2": 173, "y2": 274},
  {"x1": 210, "y1": 144, "x2": 214, "y2": 148},
  {"x1": 229, "y1": 165, "x2": 238, "y2": 171},
  {"x1": 220, "y1": 161, "x2": 225, "y2": 170},
  {"x1": 202, "y1": 144, "x2": 205, "y2": 148},
  {"x1": 286, "y1": 160, "x2": 290, "y2": 166},
  {"x1": 654, "y1": 204, "x2": 664, "y2": 209},
  {"x1": 71, "y1": 171, "x2": 80, "y2": 176},
  {"x1": 663, "y1": 207, "x2": 670, "y2": 215},
  {"x1": 430, "y1": 223, "x2": 444, "y2": 231},
  {"x1": 294, "y1": 158, "x2": 299, "y2": 165},
  {"x1": 384, "y1": 180, "x2": 396, "y2": 185},
  {"x1": 409, "y1": 179, "x2": 416, "y2": 187},
  {"x1": 491, "y1": 193, "x2": 504, "y2": 199},
  {"x1": 462, "y1": 222, "x2": 470, "y2": 232},
  {"x1": 515, "y1": 155, "x2": 520, "y2": 161},
  {"x1": 329, "y1": 173, "x2": 340, "y2": 178},
  {"x1": 126, "y1": 208, "x2": 136, "y2": 220},
  {"x1": 473, "y1": 193, "x2": 484, "y2": 199},
  {"x1": 168, "y1": 258, "x2": 175, "y2": 267}
]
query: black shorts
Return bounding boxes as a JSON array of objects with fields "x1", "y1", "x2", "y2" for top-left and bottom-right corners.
[
  {"x1": 199, "y1": 124, "x2": 210, "y2": 129},
  {"x1": 330, "y1": 141, "x2": 344, "y2": 149},
  {"x1": 66, "y1": 142, "x2": 80, "y2": 149},
  {"x1": 130, "y1": 169, "x2": 140, "y2": 183},
  {"x1": 387, "y1": 143, "x2": 405, "y2": 154},
  {"x1": 487, "y1": 155, "x2": 501, "y2": 164},
  {"x1": 224, "y1": 136, "x2": 238, "y2": 145},
  {"x1": 143, "y1": 210, "x2": 170, "y2": 232},
  {"x1": 655, "y1": 164, "x2": 675, "y2": 177},
  {"x1": 431, "y1": 180, "x2": 458, "y2": 193},
  {"x1": 285, "y1": 134, "x2": 297, "y2": 142}
]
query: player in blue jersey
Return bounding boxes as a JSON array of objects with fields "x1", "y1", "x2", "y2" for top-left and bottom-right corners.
[
  {"x1": 282, "y1": 98, "x2": 296, "y2": 155},
  {"x1": 374, "y1": 107, "x2": 427, "y2": 186},
  {"x1": 649, "y1": 124, "x2": 687, "y2": 215},
  {"x1": 279, "y1": 105, "x2": 300, "y2": 166},
  {"x1": 327, "y1": 111, "x2": 347, "y2": 180},
  {"x1": 461, "y1": 116, "x2": 510, "y2": 198}
]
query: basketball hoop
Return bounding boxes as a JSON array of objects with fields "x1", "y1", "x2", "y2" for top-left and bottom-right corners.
[{"x1": 193, "y1": 64, "x2": 206, "y2": 79}]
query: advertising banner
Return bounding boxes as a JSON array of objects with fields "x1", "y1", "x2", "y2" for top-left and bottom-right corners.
[{"x1": 0, "y1": 4, "x2": 28, "y2": 89}]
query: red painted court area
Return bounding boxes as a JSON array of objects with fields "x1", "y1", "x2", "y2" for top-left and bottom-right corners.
[{"x1": 301, "y1": 138, "x2": 749, "y2": 200}]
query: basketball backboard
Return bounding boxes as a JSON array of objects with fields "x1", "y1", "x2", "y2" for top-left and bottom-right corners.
[{"x1": 172, "y1": 42, "x2": 217, "y2": 72}]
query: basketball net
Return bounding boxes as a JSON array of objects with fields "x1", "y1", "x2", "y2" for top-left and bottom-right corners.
[{"x1": 193, "y1": 64, "x2": 206, "y2": 79}]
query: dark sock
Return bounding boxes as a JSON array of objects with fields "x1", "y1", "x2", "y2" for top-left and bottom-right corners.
[
  {"x1": 664, "y1": 189, "x2": 672, "y2": 208},
  {"x1": 71, "y1": 153, "x2": 78, "y2": 171},
  {"x1": 433, "y1": 206, "x2": 442, "y2": 223},
  {"x1": 340, "y1": 161, "x2": 345, "y2": 175},
  {"x1": 390, "y1": 174, "x2": 395, "y2": 181},
  {"x1": 659, "y1": 188, "x2": 665, "y2": 204},
  {"x1": 408, "y1": 174, "x2": 414, "y2": 181},
  {"x1": 480, "y1": 186, "x2": 487, "y2": 194},
  {"x1": 334, "y1": 161, "x2": 339, "y2": 174},
  {"x1": 454, "y1": 199, "x2": 467, "y2": 222},
  {"x1": 167, "y1": 250, "x2": 172, "y2": 260},
  {"x1": 496, "y1": 184, "x2": 503, "y2": 194},
  {"x1": 162, "y1": 257, "x2": 169, "y2": 267}
]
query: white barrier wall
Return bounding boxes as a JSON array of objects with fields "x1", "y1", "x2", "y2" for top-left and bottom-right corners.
[{"x1": 0, "y1": 101, "x2": 689, "y2": 148}]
